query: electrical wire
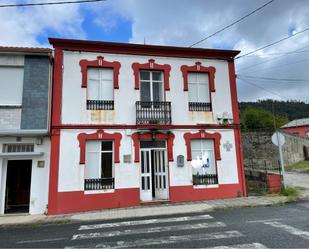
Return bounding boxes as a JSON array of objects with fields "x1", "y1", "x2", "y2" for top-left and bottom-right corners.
[
  {"x1": 237, "y1": 75, "x2": 309, "y2": 82},
  {"x1": 188, "y1": 0, "x2": 275, "y2": 48},
  {"x1": 235, "y1": 26, "x2": 309, "y2": 59},
  {"x1": 0, "y1": 0, "x2": 106, "y2": 8},
  {"x1": 237, "y1": 78, "x2": 288, "y2": 100}
]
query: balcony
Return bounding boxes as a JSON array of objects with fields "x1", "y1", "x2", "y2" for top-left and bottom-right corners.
[
  {"x1": 84, "y1": 177, "x2": 114, "y2": 190},
  {"x1": 188, "y1": 102, "x2": 212, "y2": 112},
  {"x1": 87, "y1": 100, "x2": 114, "y2": 110},
  {"x1": 136, "y1": 101, "x2": 172, "y2": 125},
  {"x1": 193, "y1": 174, "x2": 218, "y2": 185}
]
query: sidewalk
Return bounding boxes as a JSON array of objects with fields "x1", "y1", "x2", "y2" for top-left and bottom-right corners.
[{"x1": 1, "y1": 194, "x2": 303, "y2": 227}]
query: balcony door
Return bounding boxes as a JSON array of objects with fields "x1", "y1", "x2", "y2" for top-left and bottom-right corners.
[{"x1": 140, "y1": 71, "x2": 164, "y2": 103}]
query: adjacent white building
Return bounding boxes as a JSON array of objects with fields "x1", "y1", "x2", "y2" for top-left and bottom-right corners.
[{"x1": 0, "y1": 47, "x2": 52, "y2": 214}]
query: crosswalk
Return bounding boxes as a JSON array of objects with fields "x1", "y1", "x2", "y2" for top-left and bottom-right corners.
[{"x1": 67, "y1": 214, "x2": 268, "y2": 249}]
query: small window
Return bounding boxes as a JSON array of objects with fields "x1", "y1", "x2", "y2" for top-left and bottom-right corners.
[
  {"x1": 140, "y1": 71, "x2": 164, "y2": 103},
  {"x1": 87, "y1": 68, "x2": 114, "y2": 110},
  {"x1": 0, "y1": 67, "x2": 24, "y2": 106},
  {"x1": 188, "y1": 72, "x2": 211, "y2": 112},
  {"x1": 85, "y1": 140, "x2": 114, "y2": 190},
  {"x1": 191, "y1": 139, "x2": 218, "y2": 185},
  {"x1": 2, "y1": 144, "x2": 34, "y2": 153},
  {"x1": 306, "y1": 131, "x2": 309, "y2": 138}
]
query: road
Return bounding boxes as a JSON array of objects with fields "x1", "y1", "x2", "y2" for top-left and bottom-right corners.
[{"x1": 1, "y1": 201, "x2": 309, "y2": 248}]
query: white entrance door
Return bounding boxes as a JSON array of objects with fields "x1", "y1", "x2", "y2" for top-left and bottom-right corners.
[
  {"x1": 154, "y1": 149, "x2": 168, "y2": 200},
  {"x1": 140, "y1": 150, "x2": 152, "y2": 202},
  {"x1": 140, "y1": 149, "x2": 168, "y2": 202}
]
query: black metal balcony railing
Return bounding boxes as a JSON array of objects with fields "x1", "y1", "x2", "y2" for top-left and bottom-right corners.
[
  {"x1": 136, "y1": 101, "x2": 172, "y2": 125},
  {"x1": 193, "y1": 174, "x2": 218, "y2": 185},
  {"x1": 84, "y1": 177, "x2": 114, "y2": 190},
  {"x1": 87, "y1": 100, "x2": 114, "y2": 110},
  {"x1": 189, "y1": 102, "x2": 212, "y2": 112}
]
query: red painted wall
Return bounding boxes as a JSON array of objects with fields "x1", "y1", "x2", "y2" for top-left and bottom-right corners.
[{"x1": 282, "y1": 126, "x2": 309, "y2": 138}]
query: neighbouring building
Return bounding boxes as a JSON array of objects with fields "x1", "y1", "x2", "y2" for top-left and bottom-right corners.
[
  {"x1": 0, "y1": 47, "x2": 52, "y2": 214},
  {"x1": 48, "y1": 38, "x2": 246, "y2": 214},
  {"x1": 281, "y1": 118, "x2": 309, "y2": 138}
]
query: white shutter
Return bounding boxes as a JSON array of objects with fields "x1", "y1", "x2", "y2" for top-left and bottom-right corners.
[
  {"x1": 0, "y1": 67, "x2": 24, "y2": 105},
  {"x1": 85, "y1": 141, "x2": 101, "y2": 179}
]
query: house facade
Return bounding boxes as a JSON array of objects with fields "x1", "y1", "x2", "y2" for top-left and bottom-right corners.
[
  {"x1": 48, "y1": 38, "x2": 246, "y2": 215},
  {"x1": 0, "y1": 47, "x2": 52, "y2": 214},
  {"x1": 281, "y1": 118, "x2": 309, "y2": 138}
]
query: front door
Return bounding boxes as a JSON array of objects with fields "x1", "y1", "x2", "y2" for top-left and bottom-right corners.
[
  {"x1": 5, "y1": 160, "x2": 32, "y2": 213},
  {"x1": 140, "y1": 146, "x2": 168, "y2": 202}
]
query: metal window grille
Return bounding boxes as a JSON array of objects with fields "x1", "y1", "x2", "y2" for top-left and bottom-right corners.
[
  {"x1": 193, "y1": 174, "x2": 218, "y2": 185},
  {"x1": 188, "y1": 102, "x2": 212, "y2": 112},
  {"x1": 2, "y1": 144, "x2": 34, "y2": 153},
  {"x1": 87, "y1": 100, "x2": 114, "y2": 110},
  {"x1": 84, "y1": 177, "x2": 114, "y2": 190},
  {"x1": 136, "y1": 101, "x2": 172, "y2": 124}
]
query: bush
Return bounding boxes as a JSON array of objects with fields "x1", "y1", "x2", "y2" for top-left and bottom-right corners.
[{"x1": 281, "y1": 186, "x2": 299, "y2": 201}]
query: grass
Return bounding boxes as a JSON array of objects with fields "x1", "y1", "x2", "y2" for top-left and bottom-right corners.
[
  {"x1": 286, "y1": 160, "x2": 309, "y2": 172},
  {"x1": 280, "y1": 186, "x2": 299, "y2": 202}
]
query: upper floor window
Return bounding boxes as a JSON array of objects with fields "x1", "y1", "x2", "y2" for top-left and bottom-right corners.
[
  {"x1": 0, "y1": 67, "x2": 23, "y2": 106},
  {"x1": 140, "y1": 70, "x2": 164, "y2": 103},
  {"x1": 87, "y1": 68, "x2": 114, "y2": 110},
  {"x1": 188, "y1": 72, "x2": 210, "y2": 111},
  {"x1": 85, "y1": 140, "x2": 114, "y2": 190}
]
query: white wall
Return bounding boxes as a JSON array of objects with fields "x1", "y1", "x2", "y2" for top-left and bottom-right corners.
[
  {"x1": 0, "y1": 137, "x2": 50, "y2": 215},
  {"x1": 58, "y1": 129, "x2": 239, "y2": 192},
  {"x1": 62, "y1": 51, "x2": 233, "y2": 125}
]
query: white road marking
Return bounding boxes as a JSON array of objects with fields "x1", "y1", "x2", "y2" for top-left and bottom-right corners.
[
  {"x1": 16, "y1": 237, "x2": 66, "y2": 244},
  {"x1": 93, "y1": 231, "x2": 244, "y2": 248},
  {"x1": 247, "y1": 218, "x2": 283, "y2": 223},
  {"x1": 205, "y1": 242, "x2": 268, "y2": 249},
  {"x1": 263, "y1": 221, "x2": 309, "y2": 240},
  {"x1": 78, "y1": 214, "x2": 213, "y2": 230},
  {"x1": 72, "y1": 221, "x2": 226, "y2": 240}
]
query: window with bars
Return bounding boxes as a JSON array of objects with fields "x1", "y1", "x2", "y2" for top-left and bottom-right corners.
[
  {"x1": 87, "y1": 68, "x2": 114, "y2": 110},
  {"x1": 85, "y1": 140, "x2": 114, "y2": 190},
  {"x1": 191, "y1": 139, "x2": 218, "y2": 185},
  {"x1": 188, "y1": 72, "x2": 211, "y2": 112},
  {"x1": 2, "y1": 144, "x2": 34, "y2": 153}
]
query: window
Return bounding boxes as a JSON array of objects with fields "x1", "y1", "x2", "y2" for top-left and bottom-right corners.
[
  {"x1": 87, "y1": 68, "x2": 114, "y2": 110},
  {"x1": 140, "y1": 71, "x2": 164, "y2": 103},
  {"x1": 188, "y1": 72, "x2": 211, "y2": 111},
  {"x1": 85, "y1": 140, "x2": 114, "y2": 190},
  {"x1": 306, "y1": 131, "x2": 309, "y2": 138},
  {"x1": 191, "y1": 139, "x2": 218, "y2": 185},
  {"x1": 2, "y1": 144, "x2": 34, "y2": 153},
  {"x1": 0, "y1": 67, "x2": 24, "y2": 106}
]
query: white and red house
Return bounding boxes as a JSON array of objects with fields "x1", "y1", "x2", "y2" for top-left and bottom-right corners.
[{"x1": 48, "y1": 38, "x2": 246, "y2": 215}]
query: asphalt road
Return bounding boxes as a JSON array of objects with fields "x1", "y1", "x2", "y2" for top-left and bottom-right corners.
[{"x1": 1, "y1": 200, "x2": 309, "y2": 248}]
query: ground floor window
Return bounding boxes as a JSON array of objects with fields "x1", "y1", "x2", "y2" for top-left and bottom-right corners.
[
  {"x1": 85, "y1": 140, "x2": 114, "y2": 190},
  {"x1": 191, "y1": 139, "x2": 218, "y2": 185}
]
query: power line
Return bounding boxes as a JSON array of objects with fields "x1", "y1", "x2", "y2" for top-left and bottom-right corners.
[
  {"x1": 237, "y1": 78, "x2": 288, "y2": 100},
  {"x1": 237, "y1": 75, "x2": 309, "y2": 82},
  {"x1": 0, "y1": 0, "x2": 106, "y2": 8},
  {"x1": 239, "y1": 50, "x2": 309, "y2": 57},
  {"x1": 237, "y1": 44, "x2": 309, "y2": 72},
  {"x1": 235, "y1": 26, "x2": 309, "y2": 60},
  {"x1": 188, "y1": 0, "x2": 275, "y2": 48}
]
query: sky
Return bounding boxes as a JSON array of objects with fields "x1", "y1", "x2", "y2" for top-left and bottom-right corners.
[{"x1": 1, "y1": 0, "x2": 309, "y2": 102}]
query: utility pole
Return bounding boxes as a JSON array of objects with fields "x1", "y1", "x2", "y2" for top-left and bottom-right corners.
[{"x1": 272, "y1": 101, "x2": 286, "y2": 187}]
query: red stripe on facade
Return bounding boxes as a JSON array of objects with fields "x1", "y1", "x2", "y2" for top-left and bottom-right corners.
[{"x1": 228, "y1": 61, "x2": 240, "y2": 124}]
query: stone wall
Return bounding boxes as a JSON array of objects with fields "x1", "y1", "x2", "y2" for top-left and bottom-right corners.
[{"x1": 241, "y1": 130, "x2": 309, "y2": 169}]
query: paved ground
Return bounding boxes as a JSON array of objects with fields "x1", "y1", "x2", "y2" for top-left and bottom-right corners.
[
  {"x1": 1, "y1": 200, "x2": 309, "y2": 248},
  {"x1": 285, "y1": 171, "x2": 309, "y2": 189}
]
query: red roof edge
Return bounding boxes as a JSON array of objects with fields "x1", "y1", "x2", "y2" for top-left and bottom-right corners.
[
  {"x1": 48, "y1": 38, "x2": 240, "y2": 60},
  {"x1": 0, "y1": 46, "x2": 52, "y2": 54}
]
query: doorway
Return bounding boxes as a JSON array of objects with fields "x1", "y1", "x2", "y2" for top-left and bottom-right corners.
[
  {"x1": 140, "y1": 141, "x2": 169, "y2": 202},
  {"x1": 5, "y1": 160, "x2": 32, "y2": 213}
]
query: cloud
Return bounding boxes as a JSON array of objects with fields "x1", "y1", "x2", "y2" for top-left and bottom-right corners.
[{"x1": 0, "y1": 0, "x2": 85, "y2": 47}]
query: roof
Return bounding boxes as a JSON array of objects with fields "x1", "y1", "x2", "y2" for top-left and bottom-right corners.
[
  {"x1": 281, "y1": 118, "x2": 309, "y2": 128},
  {"x1": 48, "y1": 38, "x2": 240, "y2": 60},
  {"x1": 0, "y1": 46, "x2": 52, "y2": 54}
]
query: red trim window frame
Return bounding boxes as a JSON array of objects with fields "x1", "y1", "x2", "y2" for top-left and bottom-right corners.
[
  {"x1": 131, "y1": 132, "x2": 175, "y2": 163},
  {"x1": 79, "y1": 56, "x2": 121, "y2": 89},
  {"x1": 183, "y1": 130, "x2": 221, "y2": 161},
  {"x1": 77, "y1": 130, "x2": 122, "y2": 164},
  {"x1": 132, "y1": 59, "x2": 171, "y2": 90},
  {"x1": 181, "y1": 62, "x2": 216, "y2": 92}
]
